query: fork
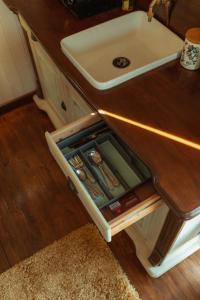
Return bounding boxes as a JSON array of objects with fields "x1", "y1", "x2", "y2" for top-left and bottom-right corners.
[{"x1": 69, "y1": 154, "x2": 95, "y2": 184}]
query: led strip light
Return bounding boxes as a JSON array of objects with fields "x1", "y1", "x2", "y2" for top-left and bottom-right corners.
[{"x1": 98, "y1": 109, "x2": 200, "y2": 151}]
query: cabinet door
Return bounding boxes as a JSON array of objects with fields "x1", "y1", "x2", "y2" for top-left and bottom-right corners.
[
  {"x1": 59, "y1": 73, "x2": 93, "y2": 123},
  {"x1": 29, "y1": 38, "x2": 67, "y2": 124},
  {"x1": 29, "y1": 31, "x2": 93, "y2": 125},
  {"x1": 19, "y1": 14, "x2": 94, "y2": 125},
  {"x1": 0, "y1": 1, "x2": 36, "y2": 105}
]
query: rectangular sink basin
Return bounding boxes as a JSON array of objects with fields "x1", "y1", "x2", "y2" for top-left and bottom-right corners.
[{"x1": 61, "y1": 11, "x2": 183, "y2": 90}]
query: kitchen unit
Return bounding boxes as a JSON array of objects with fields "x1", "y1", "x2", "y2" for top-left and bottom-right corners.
[
  {"x1": 3, "y1": 0, "x2": 200, "y2": 278},
  {"x1": 19, "y1": 15, "x2": 93, "y2": 129}
]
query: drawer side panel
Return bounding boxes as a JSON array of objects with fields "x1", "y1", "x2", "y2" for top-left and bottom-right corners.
[{"x1": 45, "y1": 131, "x2": 111, "y2": 242}]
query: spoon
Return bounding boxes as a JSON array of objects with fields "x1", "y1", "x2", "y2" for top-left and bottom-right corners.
[
  {"x1": 88, "y1": 150, "x2": 119, "y2": 189},
  {"x1": 75, "y1": 169, "x2": 102, "y2": 199}
]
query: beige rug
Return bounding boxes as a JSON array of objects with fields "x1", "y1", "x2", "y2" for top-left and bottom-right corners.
[{"x1": 0, "y1": 224, "x2": 140, "y2": 300}]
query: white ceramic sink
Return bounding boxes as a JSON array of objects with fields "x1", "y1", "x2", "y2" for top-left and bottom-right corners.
[{"x1": 61, "y1": 11, "x2": 183, "y2": 90}]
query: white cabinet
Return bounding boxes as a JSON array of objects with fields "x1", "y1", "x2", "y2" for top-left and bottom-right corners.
[
  {"x1": 19, "y1": 15, "x2": 93, "y2": 129},
  {"x1": 30, "y1": 37, "x2": 67, "y2": 125},
  {"x1": 59, "y1": 73, "x2": 94, "y2": 122},
  {"x1": 0, "y1": 0, "x2": 36, "y2": 106}
]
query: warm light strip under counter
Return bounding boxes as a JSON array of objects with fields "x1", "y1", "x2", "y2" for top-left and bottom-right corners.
[{"x1": 98, "y1": 109, "x2": 200, "y2": 151}]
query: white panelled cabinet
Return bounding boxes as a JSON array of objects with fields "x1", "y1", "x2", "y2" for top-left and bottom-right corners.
[
  {"x1": 19, "y1": 15, "x2": 93, "y2": 129},
  {"x1": 17, "y1": 11, "x2": 200, "y2": 279},
  {"x1": 0, "y1": 0, "x2": 36, "y2": 106}
]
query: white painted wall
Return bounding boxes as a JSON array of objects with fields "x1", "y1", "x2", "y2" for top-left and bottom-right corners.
[{"x1": 0, "y1": 0, "x2": 36, "y2": 105}]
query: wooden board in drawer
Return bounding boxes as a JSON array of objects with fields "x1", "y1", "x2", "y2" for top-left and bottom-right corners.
[{"x1": 45, "y1": 112, "x2": 162, "y2": 242}]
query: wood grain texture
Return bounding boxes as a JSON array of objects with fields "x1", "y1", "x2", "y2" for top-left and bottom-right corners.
[
  {"x1": 2, "y1": 0, "x2": 200, "y2": 219},
  {"x1": 1, "y1": 102, "x2": 200, "y2": 300},
  {"x1": 0, "y1": 102, "x2": 90, "y2": 266},
  {"x1": 111, "y1": 232, "x2": 200, "y2": 300},
  {"x1": 0, "y1": 245, "x2": 9, "y2": 274}
]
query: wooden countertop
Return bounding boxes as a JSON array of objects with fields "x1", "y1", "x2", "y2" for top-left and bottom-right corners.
[{"x1": 4, "y1": 0, "x2": 200, "y2": 219}]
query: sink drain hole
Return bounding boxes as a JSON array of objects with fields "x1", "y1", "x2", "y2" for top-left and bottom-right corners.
[{"x1": 112, "y1": 57, "x2": 130, "y2": 68}]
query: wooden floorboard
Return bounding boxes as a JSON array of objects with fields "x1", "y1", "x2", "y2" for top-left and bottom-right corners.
[
  {"x1": 0, "y1": 103, "x2": 90, "y2": 265},
  {"x1": 0, "y1": 243, "x2": 9, "y2": 274},
  {"x1": 0, "y1": 102, "x2": 200, "y2": 299}
]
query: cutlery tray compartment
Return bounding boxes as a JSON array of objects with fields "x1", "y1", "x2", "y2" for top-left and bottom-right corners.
[
  {"x1": 57, "y1": 121, "x2": 151, "y2": 209},
  {"x1": 46, "y1": 113, "x2": 162, "y2": 242}
]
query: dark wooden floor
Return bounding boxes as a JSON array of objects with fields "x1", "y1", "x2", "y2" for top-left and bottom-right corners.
[{"x1": 0, "y1": 101, "x2": 200, "y2": 300}]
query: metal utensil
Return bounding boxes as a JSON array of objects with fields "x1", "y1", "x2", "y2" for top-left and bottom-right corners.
[
  {"x1": 88, "y1": 150, "x2": 120, "y2": 189},
  {"x1": 69, "y1": 155, "x2": 95, "y2": 183},
  {"x1": 69, "y1": 127, "x2": 109, "y2": 148},
  {"x1": 75, "y1": 169, "x2": 103, "y2": 199}
]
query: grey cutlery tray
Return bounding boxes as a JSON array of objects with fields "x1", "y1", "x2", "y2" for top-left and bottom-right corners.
[{"x1": 57, "y1": 121, "x2": 151, "y2": 209}]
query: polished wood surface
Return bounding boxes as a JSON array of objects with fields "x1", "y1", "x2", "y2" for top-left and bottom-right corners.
[
  {"x1": 0, "y1": 102, "x2": 200, "y2": 300},
  {"x1": 0, "y1": 102, "x2": 89, "y2": 267},
  {"x1": 3, "y1": 0, "x2": 200, "y2": 219}
]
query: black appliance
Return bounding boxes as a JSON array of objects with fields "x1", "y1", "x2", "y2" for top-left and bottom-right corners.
[{"x1": 60, "y1": 0, "x2": 122, "y2": 18}]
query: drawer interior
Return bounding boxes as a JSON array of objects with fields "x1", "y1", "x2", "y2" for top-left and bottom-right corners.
[
  {"x1": 46, "y1": 114, "x2": 162, "y2": 241},
  {"x1": 56, "y1": 120, "x2": 152, "y2": 210}
]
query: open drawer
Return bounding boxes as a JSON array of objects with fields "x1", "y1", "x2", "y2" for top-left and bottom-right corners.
[{"x1": 45, "y1": 112, "x2": 162, "y2": 242}]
